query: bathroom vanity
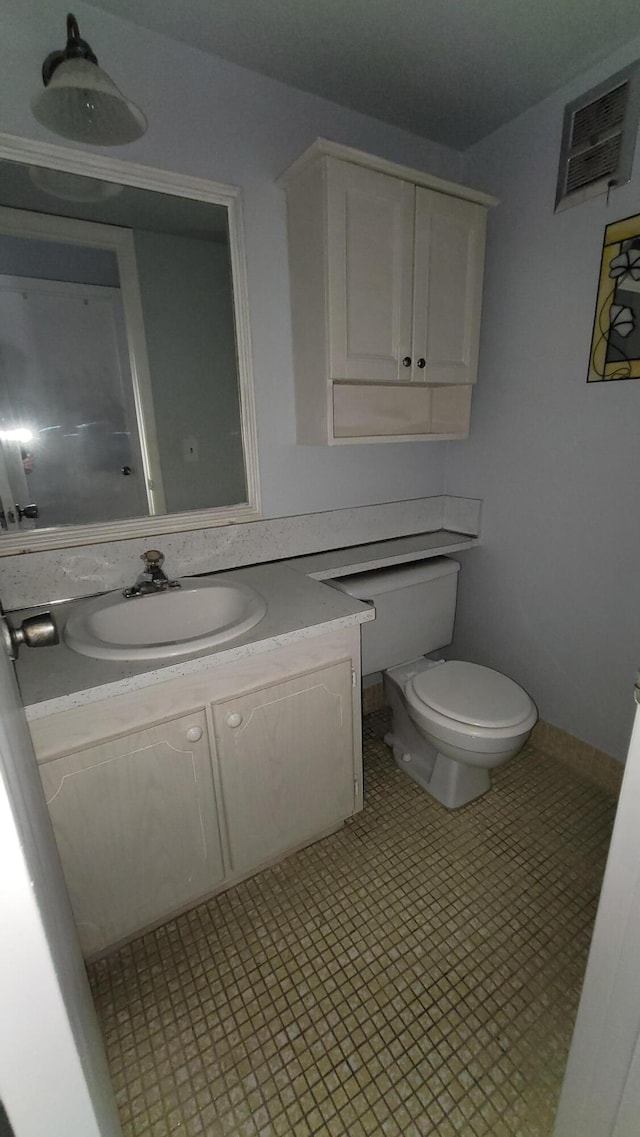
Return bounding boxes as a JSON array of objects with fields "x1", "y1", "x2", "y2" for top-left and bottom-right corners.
[{"x1": 21, "y1": 563, "x2": 373, "y2": 957}]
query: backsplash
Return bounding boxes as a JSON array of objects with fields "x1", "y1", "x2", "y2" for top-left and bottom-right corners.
[{"x1": 0, "y1": 495, "x2": 481, "y2": 610}]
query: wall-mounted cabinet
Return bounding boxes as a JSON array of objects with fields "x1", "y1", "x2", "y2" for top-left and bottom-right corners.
[{"x1": 282, "y1": 139, "x2": 498, "y2": 444}]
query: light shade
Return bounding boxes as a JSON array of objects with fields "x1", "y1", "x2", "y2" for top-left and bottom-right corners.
[
  {"x1": 29, "y1": 164, "x2": 123, "y2": 202},
  {"x1": 32, "y1": 57, "x2": 146, "y2": 146}
]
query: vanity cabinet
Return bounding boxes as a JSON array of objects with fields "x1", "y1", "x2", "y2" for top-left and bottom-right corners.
[
  {"x1": 39, "y1": 711, "x2": 224, "y2": 957},
  {"x1": 282, "y1": 139, "x2": 497, "y2": 444},
  {"x1": 213, "y1": 659, "x2": 354, "y2": 873},
  {"x1": 32, "y1": 627, "x2": 362, "y2": 957}
]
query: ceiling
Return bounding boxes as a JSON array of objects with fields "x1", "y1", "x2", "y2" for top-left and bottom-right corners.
[{"x1": 85, "y1": 0, "x2": 640, "y2": 148}]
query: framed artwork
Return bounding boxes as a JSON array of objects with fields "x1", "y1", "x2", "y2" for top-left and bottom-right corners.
[{"x1": 588, "y1": 211, "x2": 640, "y2": 382}]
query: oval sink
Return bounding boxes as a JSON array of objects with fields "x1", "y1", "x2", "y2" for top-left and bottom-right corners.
[{"x1": 64, "y1": 578, "x2": 267, "y2": 661}]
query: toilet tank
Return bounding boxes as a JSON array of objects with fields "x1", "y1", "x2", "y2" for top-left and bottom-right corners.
[{"x1": 330, "y1": 557, "x2": 460, "y2": 675}]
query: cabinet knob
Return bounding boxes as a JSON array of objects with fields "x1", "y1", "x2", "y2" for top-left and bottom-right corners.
[
  {"x1": 417, "y1": 358, "x2": 426, "y2": 368},
  {"x1": 186, "y1": 725, "x2": 203, "y2": 742},
  {"x1": 226, "y1": 712, "x2": 243, "y2": 728},
  {"x1": 402, "y1": 356, "x2": 412, "y2": 367}
]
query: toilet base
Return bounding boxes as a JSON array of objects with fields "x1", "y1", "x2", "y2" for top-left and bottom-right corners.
[
  {"x1": 385, "y1": 730, "x2": 491, "y2": 809},
  {"x1": 383, "y1": 659, "x2": 492, "y2": 809}
]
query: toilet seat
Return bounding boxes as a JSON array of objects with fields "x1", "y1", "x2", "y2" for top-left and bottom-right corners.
[
  {"x1": 385, "y1": 658, "x2": 538, "y2": 804},
  {"x1": 406, "y1": 661, "x2": 536, "y2": 734}
]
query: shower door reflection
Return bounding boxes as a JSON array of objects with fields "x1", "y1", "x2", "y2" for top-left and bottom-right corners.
[{"x1": 0, "y1": 273, "x2": 149, "y2": 530}]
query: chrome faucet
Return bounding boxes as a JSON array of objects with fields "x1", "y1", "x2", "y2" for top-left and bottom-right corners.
[{"x1": 123, "y1": 550, "x2": 181, "y2": 598}]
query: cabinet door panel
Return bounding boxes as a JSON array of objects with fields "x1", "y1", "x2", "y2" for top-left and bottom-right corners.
[
  {"x1": 327, "y1": 160, "x2": 414, "y2": 382},
  {"x1": 412, "y1": 188, "x2": 486, "y2": 384},
  {"x1": 213, "y1": 660, "x2": 354, "y2": 874},
  {"x1": 40, "y1": 712, "x2": 223, "y2": 955}
]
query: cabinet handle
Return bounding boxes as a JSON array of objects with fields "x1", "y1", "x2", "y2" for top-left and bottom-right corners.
[
  {"x1": 186, "y1": 725, "x2": 203, "y2": 742},
  {"x1": 226, "y1": 712, "x2": 243, "y2": 728},
  {"x1": 417, "y1": 358, "x2": 426, "y2": 368},
  {"x1": 402, "y1": 356, "x2": 412, "y2": 367}
]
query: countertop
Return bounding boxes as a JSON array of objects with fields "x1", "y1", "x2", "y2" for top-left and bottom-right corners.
[
  {"x1": 284, "y1": 528, "x2": 476, "y2": 578},
  {"x1": 15, "y1": 527, "x2": 476, "y2": 720},
  {"x1": 16, "y1": 562, "x2": 374, "y2": 720}
]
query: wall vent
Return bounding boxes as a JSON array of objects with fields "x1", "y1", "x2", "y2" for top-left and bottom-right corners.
[{"x1": 555, "y1": 61, "x2": 640, "y2": 212}]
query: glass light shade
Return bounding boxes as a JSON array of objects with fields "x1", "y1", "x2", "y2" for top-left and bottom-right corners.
[{"x1": 31, "y1": 58, "x2": 146, "y2": 146}]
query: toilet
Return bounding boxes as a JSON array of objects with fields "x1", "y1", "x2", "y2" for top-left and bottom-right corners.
[{"x1": 331, "y1": 557, "x2": 537, "y2": 809}]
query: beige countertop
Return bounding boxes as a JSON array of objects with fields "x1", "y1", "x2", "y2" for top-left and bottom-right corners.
[
  {"x1": 16, "y1": 562, "x2": 374, "y2": 720},
  {"x1": 15, "y1": 527, "x2": 475, "y2": 719},
  {"x1": 284, "y1": 528, "x2": 476, "y2": 578}
]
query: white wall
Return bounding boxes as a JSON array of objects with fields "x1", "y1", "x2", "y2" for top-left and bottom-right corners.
[
  {"x1": 0, "y1": 0, "x2": 465, "y2": 518},
  {"x1": 446, "y1": 40, "x2": 640, "y2": 761}
]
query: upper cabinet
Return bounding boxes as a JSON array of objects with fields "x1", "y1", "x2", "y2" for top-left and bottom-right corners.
[
  {"x1": 326, "y1": 161, "x2": 415, "y2": 385},
  {"x1": 281, "y1": 139, "x2": 498, "y2": 445}
]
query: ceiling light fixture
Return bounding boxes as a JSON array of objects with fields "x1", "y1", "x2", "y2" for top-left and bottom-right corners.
[{"x1": 31, "y1": 13, "x2": 147, "y2": 147}]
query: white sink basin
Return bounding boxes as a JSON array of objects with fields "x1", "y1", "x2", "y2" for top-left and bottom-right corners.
[{"x1": 64, "y1": 577, "x2": 267, "y2": 661}]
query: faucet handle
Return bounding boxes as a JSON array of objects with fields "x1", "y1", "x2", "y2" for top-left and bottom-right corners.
[{"x1": 141, "y1": 549, "x2": 164, "y2": 569}]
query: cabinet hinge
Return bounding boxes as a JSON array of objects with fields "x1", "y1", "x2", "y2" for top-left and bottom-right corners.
[{"x1": 351, "y1": 667, "x2": 357, "y2": 688}]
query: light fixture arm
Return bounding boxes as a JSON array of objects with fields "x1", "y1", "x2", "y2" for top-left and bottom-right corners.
[{"x1": 41, "y1": 13, "x2": 98, "y2": 88}]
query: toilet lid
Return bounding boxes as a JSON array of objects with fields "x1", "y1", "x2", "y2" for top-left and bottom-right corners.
[{"x1": 408, "y1": 661, "x2": 533, "y2": 729}]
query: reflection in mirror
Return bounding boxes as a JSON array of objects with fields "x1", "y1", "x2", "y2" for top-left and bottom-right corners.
[{"x1": 0, "y1": 149, "x2": 258, "y2": 546}]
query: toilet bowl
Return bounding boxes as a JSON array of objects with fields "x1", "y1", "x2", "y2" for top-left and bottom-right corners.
[
  {"x1": 329, "y1": 557, "x2": 538, "y2": 809},
  {"x1": 383, "y1": 657, "x2": 537, "y2": 808}
]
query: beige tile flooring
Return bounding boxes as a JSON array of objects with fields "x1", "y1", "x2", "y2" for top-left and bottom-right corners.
[{"x1": 90, "y1": 710, "x2": 618, "y2": 1137}]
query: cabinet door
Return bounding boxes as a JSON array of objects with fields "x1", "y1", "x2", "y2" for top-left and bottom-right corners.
[
  {"x1": 412, "y1": 187, "x2": 486, "y2": 384},
  {"x1": 327, "y1": 159, "x2": 414, "y2": 382},
  {"x1": 213, "y1": 660, "x2": 354, "y2": 874},
  {"x1": 40, "y1": 711, "x2": 224, "y2": 955}
]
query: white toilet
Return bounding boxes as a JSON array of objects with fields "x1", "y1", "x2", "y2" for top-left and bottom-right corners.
[{"x1": 332, "y1": 557, "x2": 537, "y2": 809}]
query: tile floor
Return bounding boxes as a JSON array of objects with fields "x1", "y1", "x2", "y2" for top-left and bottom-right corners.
[{"x1": 90, "y1": 710, "x2": 618, "y2": 1137}]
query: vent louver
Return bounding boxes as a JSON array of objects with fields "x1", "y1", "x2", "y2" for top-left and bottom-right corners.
[
  {"x1": 555, "y1": 62, "x2": 640, "y2": 211},
  {"x1": 566, "y1": 134, "x2": 622, "y2": 194}
]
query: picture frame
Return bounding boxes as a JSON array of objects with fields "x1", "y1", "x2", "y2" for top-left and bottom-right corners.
[{"x1": 588, "y1": 211, "x2": 640, "y2": 383}]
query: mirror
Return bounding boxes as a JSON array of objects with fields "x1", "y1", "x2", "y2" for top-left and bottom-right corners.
[{"x1": 0, "y1": 136, "x2": 260, "y2": 552}]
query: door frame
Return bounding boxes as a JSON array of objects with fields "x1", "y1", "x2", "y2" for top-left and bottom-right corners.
[
  {"x1": 554, "y1": 699, "x2": 640, "y2": 1135},
  {"x1": 0, "y1": 205, "x2": 166, "y2": 516},
  {"x1": 0, "y1": 631, "x2": 121, "y2": 1137},
  {"x1": 0, "y1": 272, "x2": 152, "y2": 526}
]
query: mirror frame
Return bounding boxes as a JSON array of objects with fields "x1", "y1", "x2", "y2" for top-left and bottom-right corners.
[{"x1": 0, "y1": 131, "x2": 261, "y2": 554}]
